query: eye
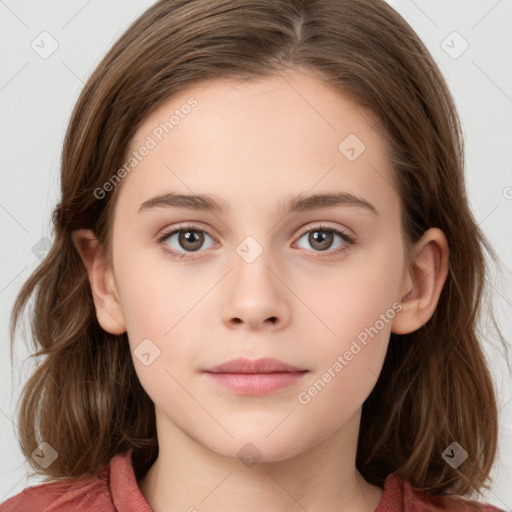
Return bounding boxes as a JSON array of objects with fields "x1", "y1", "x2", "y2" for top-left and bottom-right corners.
[
  {"x1": 294, "y1": 224, "x2": 355, "y2": 258},
  {"x1": 157, "y1": 223, "x2": 355, "y2": 261},
  {"x1": 157, "y1": 224, "x2": 216, "y2": 259}
]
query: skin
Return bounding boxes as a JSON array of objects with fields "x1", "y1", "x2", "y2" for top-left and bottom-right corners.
[{"x1": 72, "y1": 67, "x2": 449, "y2": 512}]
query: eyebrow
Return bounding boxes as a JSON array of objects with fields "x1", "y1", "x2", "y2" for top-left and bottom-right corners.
[{"x1": 137, "y1": 190, "x2": 379, "y2": 216}]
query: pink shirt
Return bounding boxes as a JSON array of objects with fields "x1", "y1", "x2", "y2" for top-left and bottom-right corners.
[{"x1": 1, "y1": 449, "x2": 505, "y2": 511}]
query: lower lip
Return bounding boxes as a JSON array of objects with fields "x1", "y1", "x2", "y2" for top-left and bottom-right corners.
[{"x1": 204, "y1": 371, "x2": 308, "y2": 395}]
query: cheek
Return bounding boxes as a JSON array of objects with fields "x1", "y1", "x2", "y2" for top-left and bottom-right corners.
[
  {"x1": 295, "y1": 286, "x2": 396, "y2": 434},
  {"x1": 301, "y1": 241, "x2": 404, "y2": 346},
  {"x1": 294, "y1": 245, "x2": 403, "y2": 404},
  {"x1": 115, "y1": 267, "x2": 203, "y2": 412},
  {"x1": 114, "y1": 243, "x2": 203, "y2": 339},
  {"x1": 114, "y1": 255, "x2": 212, "y2": 382}
]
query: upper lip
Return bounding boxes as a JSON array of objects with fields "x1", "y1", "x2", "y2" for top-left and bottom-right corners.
[{"x1": 204, "y1": 357, "x2": 307, "y2": 374}]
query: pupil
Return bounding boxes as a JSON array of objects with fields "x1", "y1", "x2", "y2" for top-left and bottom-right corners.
[
  {"x1": 310, "y1": 230, "x2": 332, "y2": 251},
  {"x1": 180, "y1": 230, "x2": 203, "y2": 251}
]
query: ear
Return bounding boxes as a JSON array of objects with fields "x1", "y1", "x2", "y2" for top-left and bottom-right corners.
[
  {"x1": 71, "y1": 228, "x2": 126, "y2": 335},
  {"x1": 391, "y1": 227, "x2": 449, "y2": 335}
]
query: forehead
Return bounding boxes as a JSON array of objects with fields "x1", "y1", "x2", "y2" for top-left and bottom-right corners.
[{"x1": 116, "y1": 68, "x2": 399, "y2": 220}]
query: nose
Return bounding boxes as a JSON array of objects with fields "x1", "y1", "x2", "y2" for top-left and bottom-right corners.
[{"x1": 221, "y1": 246, "x2": 291, "y2": 331}]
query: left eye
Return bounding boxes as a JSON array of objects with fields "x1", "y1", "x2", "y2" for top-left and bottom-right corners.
[{"x1": 294, "y1": 226, "x2": 354, "y2": 254}]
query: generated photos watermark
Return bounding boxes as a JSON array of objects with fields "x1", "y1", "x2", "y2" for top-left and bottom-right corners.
[
  {"x1": 297, "y1": 301, "x2": 403, "y2": 405},
  {"x1": 93, "y1": 97, "x2": 198, "y2": 200}
]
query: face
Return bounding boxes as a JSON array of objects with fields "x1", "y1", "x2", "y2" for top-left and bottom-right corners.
[{"x1": 107, "y1": 68, "x2": 409, "y2": 462}]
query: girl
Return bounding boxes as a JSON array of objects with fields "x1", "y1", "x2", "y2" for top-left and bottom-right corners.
[{"x1": 3, "y1": 0, "x2": 509, "y2": 510}]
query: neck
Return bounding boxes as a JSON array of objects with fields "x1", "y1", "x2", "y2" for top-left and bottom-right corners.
[{"x1": 138, "y1": 409, "x2": 383, "y2": 512}]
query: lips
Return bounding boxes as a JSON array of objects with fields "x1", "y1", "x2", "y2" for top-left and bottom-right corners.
[
  {"x1": 203, "y1": 357, "x2": 308, "y2": 396},
  {"x1": 204, "y1": 357, "x2": 307, "y2": 374}
]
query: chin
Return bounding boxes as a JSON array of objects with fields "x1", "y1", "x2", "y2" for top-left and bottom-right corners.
[{"x1": 203, "y1": 432, "x2": 311, "y2": 465}]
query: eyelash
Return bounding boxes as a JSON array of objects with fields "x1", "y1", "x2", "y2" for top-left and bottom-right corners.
[{"x1": 157, "y1": 223, "x2": 356, "y2": 260}]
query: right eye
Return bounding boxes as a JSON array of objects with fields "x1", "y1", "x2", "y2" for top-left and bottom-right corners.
[{"x1": 157, "y1": 224, "x2": 217, "y2": 259}]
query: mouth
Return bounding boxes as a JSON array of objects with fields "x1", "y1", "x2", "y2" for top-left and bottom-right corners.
[{"x1": 203, "y1": 357, "x2": 309, "y2": 395}]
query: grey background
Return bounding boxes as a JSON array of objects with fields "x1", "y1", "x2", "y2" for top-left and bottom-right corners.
[{"x1": 1, "y1": 0, "x2": 511, "y2": 508}]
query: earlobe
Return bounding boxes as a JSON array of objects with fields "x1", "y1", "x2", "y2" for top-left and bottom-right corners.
[
  {"x1": 71, "y1": 228, "x2": 126, "y2": 335},
  {"x1": 391, "y1": 228, "x2": 449, "y2": 335}
]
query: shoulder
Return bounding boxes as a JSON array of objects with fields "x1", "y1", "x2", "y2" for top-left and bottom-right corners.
[
  {"x1": 378, "y1": 473, "x2": 506, "y2": 512},
  {"x1": 0, "y1": 450, "x2": 152, "y2": 512},
  {"x1": 0, "y1": 458, "x2": 116, "y2": 512}
]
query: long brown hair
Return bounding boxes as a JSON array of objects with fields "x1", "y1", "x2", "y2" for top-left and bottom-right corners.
[{"x1": 9, "y1": 0, "x2": 509, "y2": 502}]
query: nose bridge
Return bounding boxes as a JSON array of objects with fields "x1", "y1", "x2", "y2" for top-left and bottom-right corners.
[
  {"x1": 231, "y1": 232, "x2": 279, "y2": 292},
  {"x1": 235, "y1": 233, "x2": 267, "y2": 266}
]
